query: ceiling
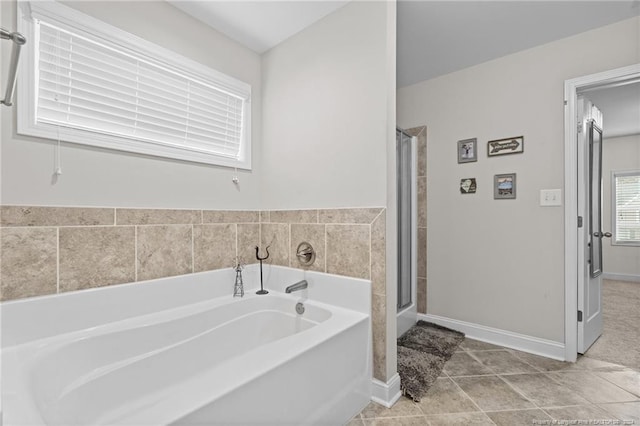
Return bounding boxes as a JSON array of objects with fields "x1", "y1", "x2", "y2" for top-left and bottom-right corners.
[
  {"x1": 169, "y1": 1, "x2": 349, "y2": 53},
  {"x1": 168, "y1": 0, "x2": 640, "y2": 137},
  {"x1": 170, "y1": 1, "x2": 639, "y2": 87},
  {"x1": 397, "y1": 1, "x2": 639, "y2": 87}
]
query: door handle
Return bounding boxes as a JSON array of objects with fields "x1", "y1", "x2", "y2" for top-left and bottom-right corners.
[{"x1": 593, "y1": 232, "x2": 612, "y2": 238}]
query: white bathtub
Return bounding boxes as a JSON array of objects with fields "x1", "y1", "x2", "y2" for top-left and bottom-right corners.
[{"x1": 1, "y1": 265, "x2": 372, "y2": 425}]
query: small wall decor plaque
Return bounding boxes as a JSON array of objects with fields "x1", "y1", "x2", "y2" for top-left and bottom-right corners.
[
  {"x1": 457, "y1": 138, "x2": 477, "y2": 163},
  {"x1": 460, "y1": 178, "x2": 477, "y2": 194},
  {"x1": 494, "y1": 173, "x2": 516, "y2": 199},
  {"x1": 488, "y1": 136, "x2": 524, "y2": 157}
]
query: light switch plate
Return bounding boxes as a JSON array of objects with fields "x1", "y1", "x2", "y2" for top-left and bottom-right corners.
[{"x1": 540, "y1": 189, "x2": 562, "y2": 206}]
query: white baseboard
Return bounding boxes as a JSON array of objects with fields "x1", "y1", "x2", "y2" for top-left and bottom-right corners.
[
  {"x1": 602, "y1": 272, "x2": 640, "y2": 283},
  {"x1": 371, "y1": 373, "x2": 401, "y2": 408},
  {"x1": 419, "y1": 314, "x2": 566, "y2": 361}
]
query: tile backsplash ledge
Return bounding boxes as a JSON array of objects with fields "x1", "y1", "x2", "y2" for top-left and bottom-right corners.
[{"x1": 0, "y1": 205, "x2": 386, "y2": 300}]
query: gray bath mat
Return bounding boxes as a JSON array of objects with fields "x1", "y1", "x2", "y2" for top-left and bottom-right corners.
[{"x1": 397, "y1": 321, "x2": 465, "y2": 402}]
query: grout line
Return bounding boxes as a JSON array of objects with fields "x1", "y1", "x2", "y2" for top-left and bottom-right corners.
[
  {"x1": 320, "y1": 222, "x2": 373, "y2": 227},
  {"x1": 446, "y1": 373, "x2": 500, "y2": 378},
  {"x1": 368, "y1": 223, "x2": 372, "y2": 282},
  {"x1": 538, "y1": 406, "x2": 557, "y2": 421},
  {"x1": 536, "y1": 402, "x2": 632, "y2": 423},
  {"x1": 56, "y1": 227, "x2": 60, "y2": 293},
  {"x1": 495, "y1": 374, "x2": 540, "y2": 409},
  {"x1": 464, "y1": 350, "x2": 497, "y2": 372},
  {"x1": 592, "y1": 370, "x2": 640, "y2": 397},
  {"x1": 191, "y1": 224, "x2": 195, "y2": 273},
  {"x1": 113, "y1": 208, "x2": 117, "y2": 225},
  {"x1": 509, "y1": 355, "x2": 547, "y2": 374},
  {"x1": 595, "y1": 402, "x2": 634, "y2": 421},
  {"x1": 2, "y1": 220, "x2": 386, "y2": 229},
  {"x1": 487, "y1": 371, "x2": 548, "y2": 377},
  {"x1": 3, "y1": 224, "x2": 121, "y2": 229},
  {"x1": 271, "y1": 221, "x2": 377, "y2": 226},
  {"x1": 324, "y1": 224, "x2": 327, "y2": 273},
  {"x1": 371, "y1": 207, "x2": 385, "y2": 224},
  {"x1": 537, "y1": 403, "x2": 600, "y2": 410},
  {"x1": 134, "y1": 226, "x2": 138, "y2": 282},
  {"x1": 451, "y1": 373, "x2": 546, "y2": 424},
  {"x1": 288, "y1": 223, "x2": 291, "y2": 268},
  {"x1": 318, "y1": 222, "x2": 382, "y2": 226},
  {"x1": 479, "y1": 407, "x2": 545, "y2": 414},
  {"x1": 543, "y1": 370, "x2": 581, "y2": 389},
  {"x1": 361, "y1": 415, "x2": 427, "y2": 421},
  {"x1": 448, "y1": 375, "x2": 487, "y2": 414}
]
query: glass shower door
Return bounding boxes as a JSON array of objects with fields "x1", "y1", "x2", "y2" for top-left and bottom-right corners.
[{"x1": 397, "y1": 129, "x2": 413, "y2": 311}]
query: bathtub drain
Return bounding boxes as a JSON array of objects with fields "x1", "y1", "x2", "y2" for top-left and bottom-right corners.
[{"x1": 295, "y1": 302, "x2": 305, "y2": 315}]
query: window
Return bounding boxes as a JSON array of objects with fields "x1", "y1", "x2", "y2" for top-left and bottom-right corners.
[
  {"x1": 613, "y1": 170, "x2": 640, "y2": 246},
  {"x1": 17, "y1": 1, "x2": 251, "y2": 168}
]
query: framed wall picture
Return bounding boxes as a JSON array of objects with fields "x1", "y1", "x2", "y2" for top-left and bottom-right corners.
[
  {"x1": 494, "y1": 173, "x2": 516, "y2": 199},
  {"x1": 460, "y1": 178, "x2": 477, "y2": 194},
  {"x1": 457, "y1": 138, "x2": 477, "y2": 163},
  {"x1": 488, "y1": 136, "x2": 524, "y2": 157}
]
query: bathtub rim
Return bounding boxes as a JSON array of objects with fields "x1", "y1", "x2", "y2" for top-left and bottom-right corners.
[{"x1": 1, "y1": 264, "x2": 371, "y2": 347}]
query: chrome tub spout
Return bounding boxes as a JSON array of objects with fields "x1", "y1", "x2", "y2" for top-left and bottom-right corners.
[{"x1": 285, "y1": 280, "x2": 308, "y2": 293}]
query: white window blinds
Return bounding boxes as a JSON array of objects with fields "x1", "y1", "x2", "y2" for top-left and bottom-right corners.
[
  {"x1": 614, "y1": 171, "x2": 640, "y2": 245},
  {"x1": 18, "y1": 1, "x2": 251, "y2": 168}
]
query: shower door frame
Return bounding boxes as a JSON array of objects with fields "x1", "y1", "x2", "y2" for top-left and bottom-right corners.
[{"x1": 396, "y1": 128, "x2": 418, "y2": 337}]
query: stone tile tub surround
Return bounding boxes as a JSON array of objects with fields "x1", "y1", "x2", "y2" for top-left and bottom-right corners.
[
  {"x1": 0, "y1": 205, "x2": 388, "y2": 380},
  {"x1": 0, "y1": 206, "x2": 259, "y2": 300}
]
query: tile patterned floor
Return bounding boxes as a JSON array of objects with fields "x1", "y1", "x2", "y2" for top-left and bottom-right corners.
[
  {"x1": 584, "y1": 279, "x2": 640, "y2": 370},
  {"x1": 349, "y1": 339, "x2": 640, "y2": 426}
]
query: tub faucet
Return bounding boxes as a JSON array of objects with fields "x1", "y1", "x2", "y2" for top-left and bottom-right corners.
[{"x1": 285, "y1": 280, "x2": 308, "y2": 293}]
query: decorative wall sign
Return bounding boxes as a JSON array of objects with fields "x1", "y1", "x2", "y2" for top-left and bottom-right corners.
[
  {"x1": 460, "y1": 178, "x2": 477, "y2": 194},
  {"x1": 457, "y1": 138, "x2": 477, "y2": 163},
  {"x1": 494, "y1": 173, "x2": 516, "y2": 199},
  {"x1": 488, "y1": 136, "x2": 524, "y2": 157}
]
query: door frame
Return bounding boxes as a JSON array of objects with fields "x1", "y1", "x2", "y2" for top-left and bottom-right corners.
[{"x1": 563, "y1": 63, "x2": 640, "y2": 362}]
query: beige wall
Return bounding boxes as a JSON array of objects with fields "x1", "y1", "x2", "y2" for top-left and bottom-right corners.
[
  {"x1": 260, "y1": 1, "x2": 391, "y2": 209},
  {"x1": 1, "y1": 0, "x2": 263, "y2": 209},
  {"x1": 603, "y1": 134, "x2": 640, "y2": 279},
  {"x1": 398, "y1": 17, "x2": 640, "y2": 342}
]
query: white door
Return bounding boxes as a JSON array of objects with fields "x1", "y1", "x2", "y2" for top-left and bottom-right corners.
[{"x1": 577, "y1": 96, "x2": 608, "y2": 353}]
